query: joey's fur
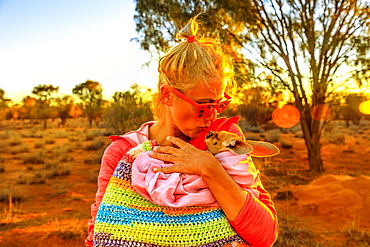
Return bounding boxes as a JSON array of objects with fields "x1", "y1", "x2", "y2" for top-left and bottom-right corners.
[{"x1": 205, "y1": 131, "x2": 280, "y2": 157}]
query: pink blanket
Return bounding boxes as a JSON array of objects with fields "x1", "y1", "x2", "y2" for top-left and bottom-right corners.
[{"x1": 132, "y1": 151, "x2": 260, "y2": 207}]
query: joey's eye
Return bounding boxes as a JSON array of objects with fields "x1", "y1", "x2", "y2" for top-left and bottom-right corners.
[{"x1": 213, "y1": 142, "x2": 218, "y2": 145}]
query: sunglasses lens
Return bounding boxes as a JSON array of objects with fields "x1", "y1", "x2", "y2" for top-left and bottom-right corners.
[
  {"x1": 196, "y1": 105, "x2": 215, "y2": 118},
  {"x1": 217, "y1": 100, "x2": 231, "y2": 113}
]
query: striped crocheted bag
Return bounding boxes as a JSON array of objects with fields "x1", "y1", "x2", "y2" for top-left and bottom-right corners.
[{"x1": 93, "y1": 140, "x2": 248, "y2": 247}]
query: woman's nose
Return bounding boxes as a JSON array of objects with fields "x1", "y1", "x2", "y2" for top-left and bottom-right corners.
[{"x1": 203, "y1": 110, "x2": 217, "y2": 122}]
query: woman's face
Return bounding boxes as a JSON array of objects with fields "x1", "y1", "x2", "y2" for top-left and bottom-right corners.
[{"x1": 168, "y1": 82, "x2": 226, "y2": 139}]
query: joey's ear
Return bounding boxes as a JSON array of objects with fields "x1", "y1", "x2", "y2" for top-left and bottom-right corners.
[
  {"x1": 223, "y1": 139, "x2": 253, "y2": 155},
  {"x1": 160, "y1": 84, "x2": 173, "y2": 106},
  {"x1": 248, "y1": 141, "x2": 280, "y2": 157}
]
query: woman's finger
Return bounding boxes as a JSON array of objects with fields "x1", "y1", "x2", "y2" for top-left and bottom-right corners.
[
  {"x1": 149, "y1": 151, "x2": 176, "y2": 163},
  {"x1": 167, "y1": 136, "x2": 193, "y2": 149},
  {"x1": 153, "y1": 165, "x2": 178, "y2": 174},
  {"x1": 152, "y1": 145, "x2": 179, "y2": 155}
]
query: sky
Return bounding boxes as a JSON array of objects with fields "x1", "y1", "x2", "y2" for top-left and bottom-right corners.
[{"x1": 0, "y1": 0, "x2": 158, "y2": 104}]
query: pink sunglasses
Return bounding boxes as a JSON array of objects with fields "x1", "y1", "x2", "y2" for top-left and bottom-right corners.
[{"x1": 168, "y1": 86, "x2": 231, "y2": 119}]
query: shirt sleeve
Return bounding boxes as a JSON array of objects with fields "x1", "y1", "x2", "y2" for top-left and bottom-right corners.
[
  {"x1": 85, "y1": 137, "x2": 136, "y2": 247},
  {"x1": 229, "y1": 185, "x2": 278, "y2": 247}
]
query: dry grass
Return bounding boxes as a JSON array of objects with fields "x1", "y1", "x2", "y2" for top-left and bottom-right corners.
[{"x1": 0, "y1": 118, "x2": 369, "y2": 246}]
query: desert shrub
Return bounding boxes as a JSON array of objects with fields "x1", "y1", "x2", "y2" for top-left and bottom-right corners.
[
  {"x1": 323, "y1": 130, "x2": 345, "y2": 144},
  {"x1": 50, "y1": 143, "x2": 74, "y2": 154},
  {"x1": 345, "y1": 229, "x2": 370, "y2": 246},
  {"x1": 265, "y1": 129, "x2": 281, "y2": 143},
  {"x1": 34, "y1": 140, "x2": 46, "y2": 149},
  {"x1": 44, "y1": 138, "x2": 56, "y2": 144},
  {"x1": 84, "y1": 137, "x2": 106, "y2": 151},
  {"x1": 245, "y1": 133, "x2": 260, "y2": 141},
  {"x1": 43, "y1": 161, "x2": 71, "y2": 177},
  {"x1": 288, "y1": 124, "x2": 301, "y2": 134},
  {"x1": 322, "y1": 122, "x2": 346, "y2": 144},
  {"x1": 22, "y1": 150, "x2": 45, "y2": 164},
  {"x1": 8, "y1": 134, "x2": 21, "y2": 146},
  {"x1": 84, "y1": 149, "x2": 104, "y2": 164},
  {"x1": 68, "y1": 136, "x2": 79, "y2": 143},
  {"x1": 10, "y1": 144, "x2": 29, "y2": 154},
  {"x1": 274, "y1": 215, "x2": 319, "y2": 247},
  {"x1": 85, "y1": 129, "x2": 103, "y2": 141},
  {"x1": 19, "y1": 131, "x2": 33, "y2": 138},
  {"x1": 53, "y1": 131, "x2": 69, "y2": 138},
  {"x1": 87, "y1": 169, "x2": 99, "y2": 183},
  {"x1": 53, "y1": 218, "x2": 85, "y2": 240},
  {"x1": 294, "y1": 130, "x2": 304, "y2": 138},
  {"x1": 0, "y1": 188, "x2": 24, "y2": 203},
  {"x1": 242, "y1": 123, "x2": 264, "y2": 133},
  {"x1": 0, "y1": 142, "x2": 9, "y2": 152},
  {"x1": 0, "y1": 130, "x2": 10, "y2": 139},
  {"x1": 31, "y1": 132, "x2": 45, "y2": 138},
  {"x1": 43, "y1": 160, "x2": 58, "y2": 170},
  {"x1": 280, "y1": 140, "x2": 293, "y2": 149},
  {"x1": 17, "y1": 171, "x2": 45, "y2": 185}
]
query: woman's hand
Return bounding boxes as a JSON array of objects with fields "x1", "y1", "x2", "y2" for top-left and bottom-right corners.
[
  {"x1": 149, "y1": 136, "x2": 219, "y2": 176},
  {"x1": 150, "y1": 136, "x2": 248, "y2": 221}
]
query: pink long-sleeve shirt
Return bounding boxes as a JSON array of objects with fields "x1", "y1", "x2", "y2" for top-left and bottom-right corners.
[{"x1": 85, "y1": 118, "x2": 278, "y2": 247}]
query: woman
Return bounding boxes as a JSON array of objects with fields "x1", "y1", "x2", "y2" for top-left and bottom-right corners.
[{"x1": 86, "y1": 16, "x2": 278, "y2": 247}]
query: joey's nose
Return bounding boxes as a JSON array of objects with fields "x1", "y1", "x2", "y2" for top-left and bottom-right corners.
[{"x1": 205, "y1": 131, "x2": 214, "y2": 139}]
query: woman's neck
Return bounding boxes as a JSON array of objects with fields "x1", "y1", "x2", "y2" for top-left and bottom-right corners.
[{"x1": 149, "y1": 118, "x2": 189, "y2": 146}]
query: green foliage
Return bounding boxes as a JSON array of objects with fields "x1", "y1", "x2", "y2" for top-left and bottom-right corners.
[
  {"x1": 265, "y1": 129, "x2": 281, "y2": 143},
  {"x1": 134, "y1": 0, "x2": 370, "y2": 173},
  {"x1": 31, "y1": 84, "x2": 60, "y2": 129},
  {"x1": 55, "y1": 95, "x2": 76, "y2": 127},
  {"x1": 236, "y1": 87, "x2": 278, "y2": 126},
  {"x1": 133, "y1": 0, "x2": 257, "y2": 88},
  {"x1": 0, "y1": 88, "x2": 11, "y2": 122},
  {"x1": 72, "y1": 80, "x2": 104, "y2": 126},
  {"x1": 104, "y1": 84, "x2": 153, "y2": 134}
]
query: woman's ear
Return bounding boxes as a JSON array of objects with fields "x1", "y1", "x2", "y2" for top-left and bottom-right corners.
[{"x1": 160, "y1": 84, "x2": 173, "y2": 106}]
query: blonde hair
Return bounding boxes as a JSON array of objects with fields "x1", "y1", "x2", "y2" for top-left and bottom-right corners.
[{"x1": 152, "y1": 15, "x2": 234, "y2": 118}]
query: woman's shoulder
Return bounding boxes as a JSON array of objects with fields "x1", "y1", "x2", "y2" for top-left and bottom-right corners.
[{"x1": 106, "y1": 121, "x2": 155, "y2": 155}]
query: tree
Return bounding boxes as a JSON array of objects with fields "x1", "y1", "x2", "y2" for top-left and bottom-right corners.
[
  {"x1": 0, "y1": 88, "x2": 11, "y2": 124},
  {"x1": 134, "y1": 0, "x2": 370, "y2": 172},
  {"x1": 340, "y1": 93, "x2": 365, "y2": 127},
  {"x1": 104, "y1": 84, "x2": 153, "y2": 133},
  {"x1": 55, "y1": 95, "x2": 81, "y2": 127},
  {"x1": 32, "y1": 84, "x2": 59, "y2": 129},
  {"x1": 72, "y1": 80, "x2": 104, "y2": 126}
]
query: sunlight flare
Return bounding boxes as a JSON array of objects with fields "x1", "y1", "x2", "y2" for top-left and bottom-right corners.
[
  {"x1": 272, "y1": 105, "x2": 300, "y2": 128},
  {"x1": 359, "y1": 100, "x2": 370, "y2": 115},
  {"x1": 311, "y1": 104, "x2": 331, "y2": 121}
]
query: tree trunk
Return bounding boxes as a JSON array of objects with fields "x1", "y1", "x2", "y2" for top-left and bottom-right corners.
[
  {"x1": 306, "y1": 138, "x2": 324, "y2": 172},
  {"x1": 43, "y1": 118, "x2": 47, "y2": 129},
  {"x1": 300, "y1": 118, "x2": 324, "y2": 173}
]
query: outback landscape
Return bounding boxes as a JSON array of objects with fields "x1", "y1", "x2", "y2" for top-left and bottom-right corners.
[{"x1": 0, "y1": 117, "x2": 369, "y2": 247}]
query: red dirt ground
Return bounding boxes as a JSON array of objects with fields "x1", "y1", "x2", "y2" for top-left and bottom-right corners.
[{"x1": 0, "y1": 119, "x2": 369, "y2": 247}]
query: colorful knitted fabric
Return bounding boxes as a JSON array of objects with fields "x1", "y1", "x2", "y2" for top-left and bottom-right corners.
[{"x1": 93, "y1": 141, "x2": 248, "y2": 247}]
